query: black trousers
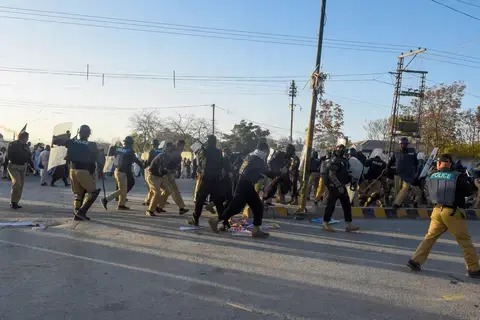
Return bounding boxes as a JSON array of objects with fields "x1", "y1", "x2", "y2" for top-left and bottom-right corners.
[
  {"x1": 220, "y1": 179, "x2": 263, "y2": 226},
  {"x1": 324, "y1": 186, "x2": 352, "y2": 223},
  {"x1": 222, "y1": 176, "x2": 233, "y2": 206},
  {"x1": 290, "y1": 171, "x2": 299, "y2": 199},
  {"x1": 194, "y1": 177, "x2": 225, "y2": 223}
]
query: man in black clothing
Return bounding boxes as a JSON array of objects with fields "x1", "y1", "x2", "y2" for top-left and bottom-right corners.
[
  {"x1": 208, "y1": 141, "x2": 274, "y2": 238},
  {"x1": 53, "y1": 125, "x2": 103, "y2": 221},
  {"x1": 102, "y1": 136, "x2": 143, "y2": 210},
  {"x1": 221, "y1": 147, "x2": 234, "y2": 206},
  {"x1": 263, "y1": 144, "x2": 296, "y2": 204},
  {"x1": 189, "y1": 135, "x2": 225, "y2": 227},
  {"x1": 5, "y1": 131, "x2": 35, "y2": 209},
  {"x1": 360, "y1": 155, "x2": 387, "y2": 206},
  {"x1": 323, "y1": 144, "x2": 360, "y2": 232}
]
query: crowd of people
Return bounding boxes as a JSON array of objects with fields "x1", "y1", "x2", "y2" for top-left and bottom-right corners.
[{"x1": 0, "y1": 126, "x2": 479, "y2": 278}]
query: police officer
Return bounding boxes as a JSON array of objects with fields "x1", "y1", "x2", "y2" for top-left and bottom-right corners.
[
  {"x1": 222, "y1": 147, "x2": 235, "y2": 206},
  {"x1": 5, "y1": 131, "x2": 35, "y2": 209},
  {"x1": 189, "y1": 135, "x2": 225, "y2": 227},
  {"x1": 102, "y1": 136, "x2": 143, "y2": 210},
  {"x1": 157, "y1": 140, "x2": 189, "y2": 215},
  {"x1": 145, "y1": 145, "x2": 171, "y2": 217},
  {"x1": 360, "y1": 154, "x2": 387, "y2": 207},
  {"x1": 306, "y1": 150, "x2": 321, "y2": 200},
  {"x1": 387, "y1": 137, "x2": 422, "y2": 210},
  {"x1": 53, "y1": 125, "x2": 103, "y2": 220},
  {"x1": 288, "y1": 145, "x2": 300, "y2": 205},
  {"x1": 314, "y1": 150, "x2": 332, "y2": 205},
  {"x1": 143, "y1": 139, "x2": 164, "y2": 207},
  {"x1": 407, "y1": 154, "x2": 479, "y2": 279},
  {"x1": 322, "y1": 145, "x2": 360, "y2": 232},
  {"x1": 208, "y1": 141, "x2": 274, "y2": 238}
]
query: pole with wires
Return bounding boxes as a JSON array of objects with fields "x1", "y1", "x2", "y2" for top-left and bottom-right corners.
[
  {"x1": 212, "y1": 103, "x2": 215, "y2": 135},
  {"x1": 297, "y1": 0, "x2": 327, "y2": 214},
  {"x1": 288, "y1": 80, "x2": 298, "y2": 143}
]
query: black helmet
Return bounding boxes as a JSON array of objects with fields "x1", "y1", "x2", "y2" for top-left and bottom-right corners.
[
  {"x1": 286, "y1": 144, "x2": 295, "y2": 155},
  {"x1": 348, "y1": 148, "x2": 357, "y2": 157},
  {"x1": 399, "y1": 137, "x2": 409, "y2": 145},
  {"x1": 152, "y1": 139, "x2": 160, "y2": 147},
  {"x1": 124, "y1": 136, "x2": 134, "y2": 146},
  {"x1": 312, "y1": 150, "x2": 318, "y2": 159}
]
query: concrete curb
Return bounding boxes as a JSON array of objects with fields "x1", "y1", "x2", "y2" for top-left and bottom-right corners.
[{"x1": 243, "y1": 206, "x2": 480, "y2": 220}]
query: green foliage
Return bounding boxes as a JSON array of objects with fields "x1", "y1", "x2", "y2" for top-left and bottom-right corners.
[{"x1": 222, "y1": 120, "x2": 270, "y2": 152}]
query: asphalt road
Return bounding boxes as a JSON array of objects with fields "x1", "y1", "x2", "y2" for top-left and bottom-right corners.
[{"x1": 0, "y1": 175, "x2": 479, "y2": 319}]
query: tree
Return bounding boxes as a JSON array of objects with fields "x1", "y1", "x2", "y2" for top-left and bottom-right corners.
[
  {"x1": 314, "y1": 100, "x2": 344, "y2": 148},
  {"x1": 363, "y1": 118, "x2": 390, "y2": 141},
  {"x1": 451, "y1": 107, "x2": 480, "y2": 157},
  {"x1": 410, "y1": 82, "x2": 465, "y2": 153},
  {"x1": 222, "y1": 120, "x2": 270, "y2": 152},
  {"x1": 273, "y1": 136, "x2": 304, "y2": 152},
  {"x1": 129, "y1": 110, "x2": 211, "y2": 152}
]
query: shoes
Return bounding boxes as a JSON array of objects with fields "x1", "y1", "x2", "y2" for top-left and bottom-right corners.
[
  {"x1": 64, "y1": 184, "x2": 71, "y2": 187},
  {"x1": 204, "y1": 203, "x2": 216, "y2": 214},
  {"x1": 179, "y1": 208, "x2": 189, "y2": 215},
  {"x1": 407, "y1": 259, "x2": 421, "y2": 272},
  {"x1": 41, "y1": 182, "x2": 48, "y2": 186},
  {"x1": 322, "y1": 222, "x2": 335, "y2": 232},
  {"x1": 345, "y1": 222, "x2": 360, "y2": 232},
  {"x1": 251, "y1": 226, "x2": 269, "y2": 238},
  {"x1": 75, "y1": 211, "x2": 90, "y2": 221},
  {"x1": 466, "y1": 270, "x2": 480, "y2": 279},
  {"x1": 155, "y1": 207, "x2": 166, "y2": 213},
  {"x1": 208, "y1": 218, "x2": 219, "y2": 233},
  {"x1": 187, "y1": 219, "x2": 199, "y2": 227},
  {"x1": 101, "y1": 198, "x2": 108, "y2": 210},
  {"x1": 9, "y1": 203, "x2": 22, "y2": 210},
  {"x1": 50, "y1": 184, "x2": 57, "y2": 187},
  {"x1": 145, "y1": 211, "x2": 157, "y2": 217},
  {"x1": 142, "y1": 201, "x2": 150, "y2": 206},
  {"x1": 117, "y1": 205, "x2": 130, "y2": 210}
]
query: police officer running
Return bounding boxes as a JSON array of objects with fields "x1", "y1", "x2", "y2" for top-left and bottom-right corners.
[
  {"x1": 156, "y1": 140, "x2": 189, "y2": 215},
  {"x1": 189, "y1": 135, "x2": 225, "y2": 227},
  {"x1": 102, "y1": 136, "x2": 143, "y2": 210},
  {"x1": 143, "y1": 139, "x2": 164, "y2": 207},
  {"x1": 5, "y1": 131, "x2": 35, "y2": 209},
  {"x1": 53, "y1": 125, "x2": 103, "y2": 221},
  {"x1": 407, "y1": 154, "x2": 480, "y2": 279},
  {"x1": 322, "y1": 145, "x2": 360, "y2": 232},
  {"x1": 208, "y1": 141, "x2": 274, "y2": 238},
  {"x1": 144, "y1": 144, "x2": 172, "y2": 217}
]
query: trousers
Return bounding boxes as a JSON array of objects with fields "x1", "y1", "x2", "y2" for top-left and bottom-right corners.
[
  {"x1": 411, "y1": 207, "x2": 479, "y2": 272},
  {"x1": 323, "y1": 185, "x2": 353, "y2": 223},
  {"x1": 158, "y1": 173, "x2": 185, "y2": 209},
  {"x1": 193, "y1": 176, "x2": 225, "y2": 223},
  {"x1": 106, "y1": 170, "x2": 128, "y2": 206},
  {"x1": 70, "y1": 168, "x2": 99, "y2": 215},
  {"x1": 146, "y1": 174, "x2": 168, "y2": 213},
  {"x1": 220, "y1": 179, "x2": 264, "y2": 226},
  {"x1": 394, "y1": 176, "x2": 422, "y2": 206},
  {"x1": 8, "y1": 163, "x2": 26, "y2": 203}
]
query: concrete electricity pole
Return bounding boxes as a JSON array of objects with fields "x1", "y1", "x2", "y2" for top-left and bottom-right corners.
[
  {"x1": 288, "y1": 80, "x2": 298, "y2": 143},
  {"x1": 297, "y1": 0, "x2": 327, "y2": 214}
]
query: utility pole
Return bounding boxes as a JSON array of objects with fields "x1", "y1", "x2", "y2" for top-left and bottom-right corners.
[
  {"x1": 297, "y1": 0, "x2": 327, "y2": 214},
  {"x1": 288, "y1": 80, "x2": 298, "y2": 143},
  {"x1": 388, "y1": 48, "x2": 427, "y2": 155},
  {"x1": 212, "y1": 104, "x2": 216, "y2": 136}
]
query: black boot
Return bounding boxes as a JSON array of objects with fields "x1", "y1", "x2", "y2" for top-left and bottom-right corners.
[{"x1": 10, "y1": 202, "x2": 22, "y2": 209}]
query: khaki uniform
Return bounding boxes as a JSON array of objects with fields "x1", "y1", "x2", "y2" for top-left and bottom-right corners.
[
  {"x1": 144, "y1": 170, "x2": 153, "y2": 204},
  {"x1": 394, "y1": 176, "x2": 422, "y2": 206},
  {"x1": 157, "y1": 172, "x2": 185, "y2": 209},
  {"x1": 70, "y1": 169, "x2": 97, "y2": 211},
  {"x1": 8, "y1": 163, "x2": 26, "y2": 203},
  {"x1": 412, "y1": 206, "x2": 479, "y2": 272},
  {"x1": 314, "y1": 177, "x2": 326, "y2": 202},
  {"x1": 307, "y1": 172, "x2": 320, "y2": 200},
  {"x1": 359, "y1": 179, "x2": 383, "y2": 202},
  {"x1": 147, "y1": 174, "x2": 169, "y2": 213},
  {"x1": 105, "y1": 169, "x2": 128, "y2": 206}
]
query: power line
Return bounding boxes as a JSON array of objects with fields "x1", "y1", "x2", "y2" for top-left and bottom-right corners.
[
  {"x1": 324, "y1": 93, "x2": 391, "y2": 109},
  {"x1": 453, "y1": 0, "x2": 480, "y2": 9},
  {"x1": 431, "y1": 0, "x2": 480, "y2": 20}
]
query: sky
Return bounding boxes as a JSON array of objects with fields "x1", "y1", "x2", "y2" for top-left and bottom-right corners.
[{"x1": 0, "y1": 0, "x2": 479, "y2": 145}]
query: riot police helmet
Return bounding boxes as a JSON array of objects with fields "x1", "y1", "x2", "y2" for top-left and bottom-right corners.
[
  {"x1": 399, "y1": 137, "x2": 409, "y2": 149},
  {"x1": 285, "y1": 144, "x2": 295, "y2": 156},
  {"x1": 312, "y1": 150, "x2": 318, "y2": 159},
  {"x1": 348, "y1": 147, "x2": 357, "y2": 157},
  {"x1": 79, "y1": 125, "x2": 91, "y2": 139},
  {"x1": 124, "y1": 136, "x2": 134, "y2": 146},
  {"x1": 152, "y1": 139, "x2": 160, "y2": 148}
]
